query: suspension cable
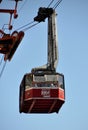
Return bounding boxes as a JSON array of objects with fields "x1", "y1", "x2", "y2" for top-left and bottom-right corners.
[
  {"x1": 16, "y1": 21, "x2": 34, "y2": 31},
  {"x1": 0, "y1": 55, "x2": 3, "y2": 66},
  {"x1": 47, "y1": 0, "x2": 54, "y2": 8},
  {"x1": 53, "y1": 0, "x2": 62, "y2": 9},
  {"x1": 0, "y1": 58, "x2": 7, "y2": 78},
  {"x1": 22, "y1": 22, "x2": 39, "y2": 32},
  {"x1": 47, "y1": 0, "x2": 62, "y2": 9}
]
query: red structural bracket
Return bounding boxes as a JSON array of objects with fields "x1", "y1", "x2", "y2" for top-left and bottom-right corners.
[{"x1": 0, "y1": 9, "x2": 14, "y2": 14}]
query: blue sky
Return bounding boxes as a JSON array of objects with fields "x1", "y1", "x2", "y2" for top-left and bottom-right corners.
[{"x1": 0, "y1": 0, "x2": 88, "y2": 130}]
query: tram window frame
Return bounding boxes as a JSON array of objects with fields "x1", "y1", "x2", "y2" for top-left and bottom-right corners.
[
  {"x1": 25, "y1": 75, "x2": 33, "y2": 88},
  {"x1": 58, "y1": 74, "x2": 64, "y2": 89}
]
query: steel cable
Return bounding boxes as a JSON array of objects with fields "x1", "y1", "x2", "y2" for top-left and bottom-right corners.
[
  {"x1": 47, "y1": 0, "x2": 54, "y2": 8},
  {"x1": 0, "y1": 60, "x2": 7, "y2": 78},
  {"x1": 53, "y1": 0, "x2": 62, "y2": 9},
  {"x1": 0, "y1": 55, "x2": 3, "y2": 66},
  {"x1": 22, "y1": 22, "x2": 39, "y2": 32},
  {"x1": 16, "y1": 21, "x2": 34, "y2": 31}
]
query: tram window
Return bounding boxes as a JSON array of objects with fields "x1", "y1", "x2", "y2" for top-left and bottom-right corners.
[
  {"x1": 25, "y1": 75, "x2": 32, "y2": 87},
  {"x1": 58, "y1": 75, "x2": 64, "y2": 89},
  {"x1": 31, "y1": 82, "x2": 59, "y2": 88},
  {"x1": 34, "y1": 84, "x2": 38, "y2": 87}
]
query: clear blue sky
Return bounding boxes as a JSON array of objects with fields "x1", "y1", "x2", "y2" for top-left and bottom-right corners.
[{"x1": 0, "y1": 0, "x2": 88, "y2": 130}]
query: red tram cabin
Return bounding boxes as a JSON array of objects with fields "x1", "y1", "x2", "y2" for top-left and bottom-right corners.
[{"x1": 19, "y1": 73, "x2": 65, "y2": 114}]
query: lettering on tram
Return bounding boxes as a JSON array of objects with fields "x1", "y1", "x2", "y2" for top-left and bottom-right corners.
[{"x1": 41, "y1": 89, "x2": 50, "y2": 98}]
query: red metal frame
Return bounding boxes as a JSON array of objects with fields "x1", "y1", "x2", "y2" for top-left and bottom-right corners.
[
  {"x1": 0, "y1": 9, "x2": 14, "y2": 14},
  {"x1": 4, "y1": 31, "x2": 24, "y2": 61},
  {"x1": 0, "y1": 31, "x2": 24, "y2": 61}
]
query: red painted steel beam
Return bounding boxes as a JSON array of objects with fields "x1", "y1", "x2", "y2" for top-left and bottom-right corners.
[{"x1": 0, "y1": 9, "x2": 14, "y2": 14}]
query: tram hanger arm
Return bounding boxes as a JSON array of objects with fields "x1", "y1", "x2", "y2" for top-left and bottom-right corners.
[{"x1": 32, "y1": 8, "x2": 58, "y2": 73}]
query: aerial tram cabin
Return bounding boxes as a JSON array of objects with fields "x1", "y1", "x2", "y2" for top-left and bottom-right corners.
[
  {"x1": 19, "y1": 72, "x2": 65, "y2": 113},
  {"x1": 19, "y1": 7, "x2": 65, "y2": 114}
]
